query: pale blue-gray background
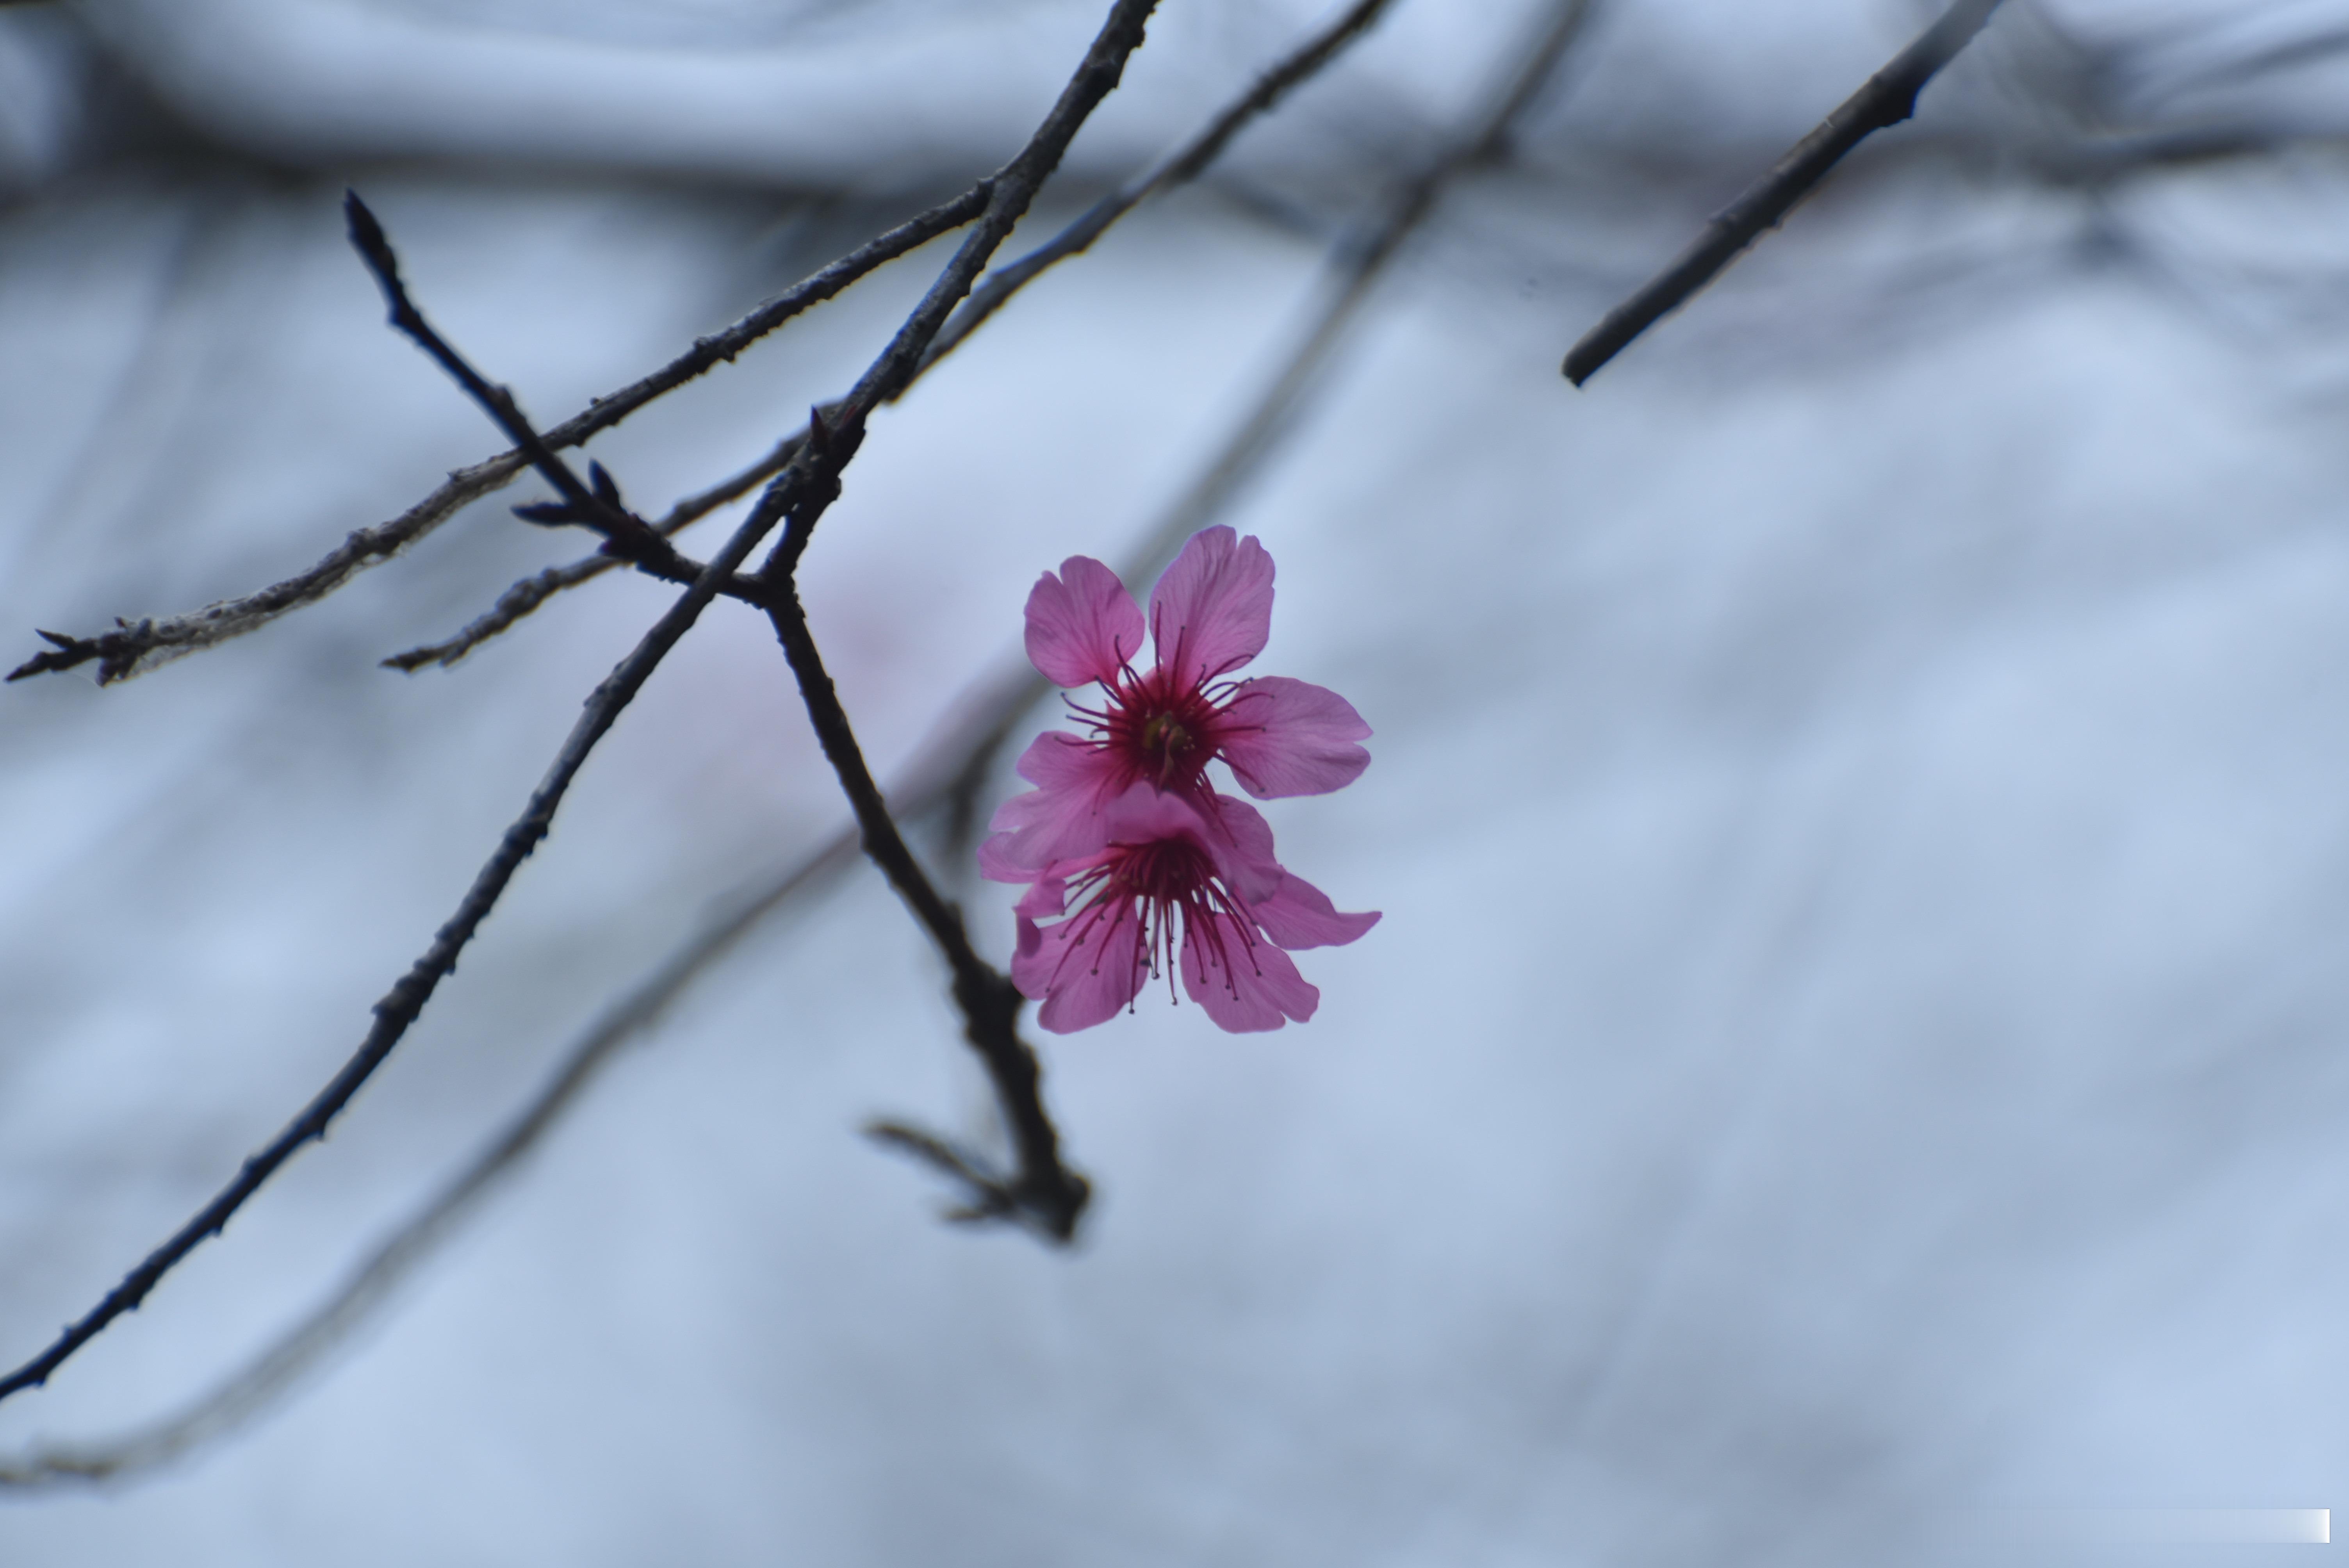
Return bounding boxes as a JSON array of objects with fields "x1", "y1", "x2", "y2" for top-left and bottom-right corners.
[{"x1": 1, "y1": 1, "x2": 2345, "y2": 1562}]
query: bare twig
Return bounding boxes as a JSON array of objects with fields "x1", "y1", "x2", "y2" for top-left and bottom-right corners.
[
  {"x1": 7, "y1": 188, "x2": 987, "y2": 685},
  {"x1": 381, "y1": 431, "x2": 802, "y2": 671},
  {"x1": 912, "y1": 0, "x2": 1399, "y2": 378},
  {"x1": 379, "y1": 0, "x2": 1398, "y2": 675},
  {"x1": 747, "y1": 0, "x2": 1176, "y2": 1241},
  {"x1": 1562, "y1": 0, "x2": 2007, "y2": 385},
  {"x1": 344, "y1": 192, "x2": 710, "y2": 579}
]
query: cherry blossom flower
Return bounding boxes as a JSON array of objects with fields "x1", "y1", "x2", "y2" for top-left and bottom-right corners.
[
  {"x1": 986, "y1": 526, "x2": 1371, "y2": 873},
  {"x1": 987, "y1": 782, "x2": 1378, "y2": 1034}
]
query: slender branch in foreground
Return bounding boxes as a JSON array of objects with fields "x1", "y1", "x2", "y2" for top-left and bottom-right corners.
[
  {"x1": 381, "y1": 430, "x2": 803, "y2": 671},
  {"x1": 1562, "y1": 0, "x2": 2006, "y2": 385},
  {"x1": 0, "y1": 846, "x2": 851, "y2": 1489},
  {"x1": 0, "y1": 481, "x2": 800, "y2": 1410},
  {"x1": 382, "y1": 0, "x2": 1395, "y2": 674},
  {"x1": 6, "y1": 188, "x2": 987, "y2": 686},
  {"x1": 344, "y1": 193, "x2": 705, "y2": 576},
  {"x1": 745, "y1": 0, "x2": 1173, "y2": 1240}
]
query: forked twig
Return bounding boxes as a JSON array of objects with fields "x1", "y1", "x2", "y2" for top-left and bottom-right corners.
[{"x1": 5, "y1": 189, "x2": 988, "y2": 684}]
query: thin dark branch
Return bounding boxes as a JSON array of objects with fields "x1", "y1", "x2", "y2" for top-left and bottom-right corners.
[
  {"x1": 343, "y1": 192, "x2": 694, "y2": 573},
  {"x1": 1562, "y1": 0, "x2": 2007, "y2": 385},
  {"x1": 0, "y1": 482, "x2": 798, "y2": 1408},
  {"x1": 745, "y1": 0, "x2": 1173, "y2": 1241},
  {"x1": 912, "y1": 0, "x2": 1399, "y2": 379},
  {"x1": 0, "y1": 845, "x2": 851, "y2": 1488},
  {"x1": 382, "y1": 431, "x2": 802, "y2": 671},
  {"x1": 765, "y1": 586, "x2": 1084, "y2": 1237},
  {"x1": 8, "y1": 188, "x2": 986, "y2": 685}
]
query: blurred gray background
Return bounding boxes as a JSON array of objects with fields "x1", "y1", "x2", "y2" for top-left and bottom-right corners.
[{"x1": 3, "y1": 0, "x2": 2349, "y2": 1561}]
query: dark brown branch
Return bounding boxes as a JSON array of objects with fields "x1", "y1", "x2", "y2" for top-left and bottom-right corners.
[
  {"x1": 743, "y1": 0, "x2": 1173, "y2": 1240},
  {"x1": 766, "y1": 586, "x2": 1084, "y2": 1237},
  {"x1": 0, "y1": 481, "x2": 799, "y2": 1408},
  {"x1": 382, "y1": 431, "x2": 802, "y2": 671},
  {"x1": 344, "y1": 192, "x2": 695, "y2": 575},
  {"x1": 1561, "y1": 0, "x2": 2007, "y2": 385},
  {"x1": 0, "y1": 644, "x2": 1070, "y2": 1481},
  {"x1": 8, "y1": 188, "x2": 986, "y2": 685}
]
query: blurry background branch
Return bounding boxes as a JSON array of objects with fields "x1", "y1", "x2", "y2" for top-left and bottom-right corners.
[{"x1": 0, "y1": 843, "x2": 848, "y2": 1489}]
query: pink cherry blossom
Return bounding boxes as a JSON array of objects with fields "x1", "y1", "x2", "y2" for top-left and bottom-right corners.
[
  {"x1": 987, "y1": 526, "x2": 1371, "y2": 873},
  {"x1": 987, "y1": 783, "x2": 1378, "y2": 1034}
]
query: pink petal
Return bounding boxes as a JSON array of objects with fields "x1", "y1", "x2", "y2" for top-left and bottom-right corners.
[
  {"x1": 976, "y1": 830, "x2": 1033, "y2": 884},
  {"x1": 1189, "y1": 790, "x2": 1284, "y2": 905},
  {"x1": 1013, "y1": 875, "x2": 1068, "y2": 920},
  {"x1": 1017, "y1": 902, "x2": 1149, "y2": 1033},
  {"x1": 1214, "y1": 677, "x2": 1372, "y2": 799},
  {"x1": 1148, "y1": 527, "x2": 1274, "y2": 688},
  {"x1": 1025, "y1": 556, "x2": 1144, "y2": 689},
  {"x1": 1097, "y1": 779, "x2": 1213, "y2": 844},
  {"x1": 1179, "y1": 909, "x2": 1318, "y2": 1032},
  {"x1": 984, "y1": 733, "x2": 1128, "y2": 869},
  {"x1": 1249, "y1": 872, "x2": 1379, "y2": 950}
]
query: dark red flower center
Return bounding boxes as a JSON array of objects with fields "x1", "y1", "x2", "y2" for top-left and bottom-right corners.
[
  {"x1": 1052, "y1": 830, "x2": 1259, "y2": 1007},
  {"x1": 1097, "y1": 665, "x2": 1224, "y2": 792}
]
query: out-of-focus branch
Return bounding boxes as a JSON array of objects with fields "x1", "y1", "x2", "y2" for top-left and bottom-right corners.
[
  {"x1": 384, "y1": 0, "x2": 1399, "y2": 674},
  {"x1": 1562, "y1": 0, "x2": 2007, "y2": 385},
  {"x1": 6, "y1": 186, "x2": 988, "y2": 685}
]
